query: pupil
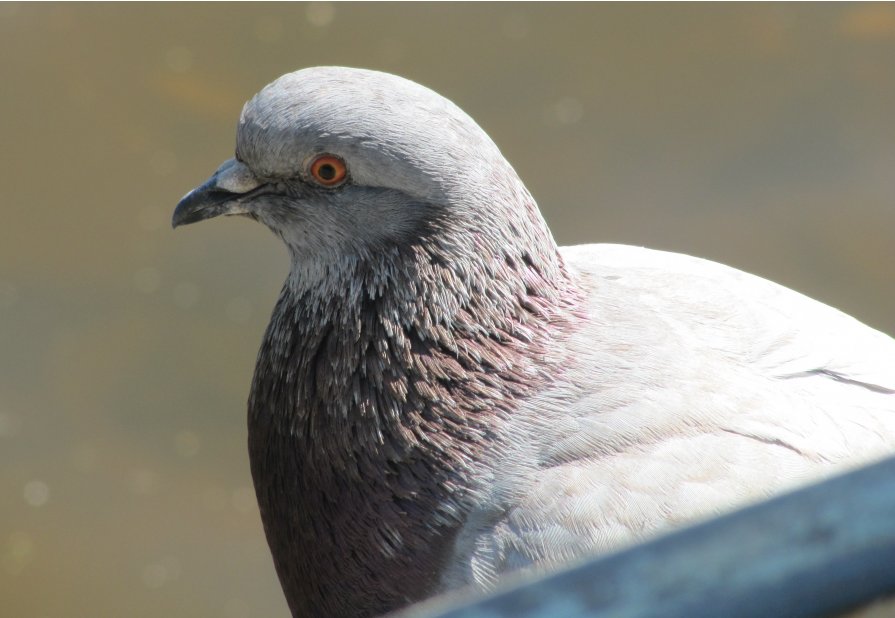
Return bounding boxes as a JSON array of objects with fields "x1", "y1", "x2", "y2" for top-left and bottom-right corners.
[{"x1": 319, "y1": 164, "x2": 336, "y2": 180}]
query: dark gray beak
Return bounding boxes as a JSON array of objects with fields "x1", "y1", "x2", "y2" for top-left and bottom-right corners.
[{"x1": 172, "y1": 158, "x2": 264, "y2": 228}]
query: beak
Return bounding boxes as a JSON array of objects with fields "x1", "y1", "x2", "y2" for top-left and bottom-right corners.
[{"x1": 172, "y1": 158, "x2": 265, "y2": 228}]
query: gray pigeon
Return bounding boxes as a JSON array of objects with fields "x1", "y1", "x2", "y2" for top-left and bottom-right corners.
[{"x1": 173, "y1": 67, "x2": 895, "y2": 617}]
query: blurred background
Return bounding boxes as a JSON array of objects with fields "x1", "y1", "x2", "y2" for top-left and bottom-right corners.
[{"x1": 1, "y1": 3, "x2": 894, "y2": 617}]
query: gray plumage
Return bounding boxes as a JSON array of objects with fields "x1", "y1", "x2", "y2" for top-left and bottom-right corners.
[{"x1": 173, "y1": 67, "x2": 895, "y2": 618}]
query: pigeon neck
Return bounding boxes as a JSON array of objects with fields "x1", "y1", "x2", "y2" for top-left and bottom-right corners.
[
  {"x1": 247, "y1": 226, "x2": 578, "y2": 615},
  {"x1": 262, "y1": 226, "x2": 575, "y2": 451}
]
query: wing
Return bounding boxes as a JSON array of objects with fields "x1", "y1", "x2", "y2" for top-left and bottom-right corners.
[{"x1": 441, "y1": 244, "x2": 895, "y2": 591}]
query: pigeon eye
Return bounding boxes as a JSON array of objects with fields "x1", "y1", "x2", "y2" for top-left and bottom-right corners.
[{"x1": 309, "y1": 154, "x2": 348, "y2": 187}]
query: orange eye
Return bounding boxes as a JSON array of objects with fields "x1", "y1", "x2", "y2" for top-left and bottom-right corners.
[{"x1": 309, "y1": 154, "x2": 348, "y2": 187}]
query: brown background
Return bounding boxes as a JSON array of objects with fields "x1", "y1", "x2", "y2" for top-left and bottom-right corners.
[{"x1": 1, "y1": 3, "x2": 894, "y2": 617}]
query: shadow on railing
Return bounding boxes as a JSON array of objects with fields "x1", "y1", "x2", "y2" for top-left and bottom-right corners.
[{"x1": 395, "y1": 456, "x2": 895, "y2": 618}]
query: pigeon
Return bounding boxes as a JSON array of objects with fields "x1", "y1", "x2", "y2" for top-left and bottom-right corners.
[{"x1": 172, "y1": 67, "x2": 895, "y2": 618}]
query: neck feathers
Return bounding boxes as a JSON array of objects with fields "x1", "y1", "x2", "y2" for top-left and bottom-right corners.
[{"x1": 248, "y1": 224, "x2": 577, "y2": 616}]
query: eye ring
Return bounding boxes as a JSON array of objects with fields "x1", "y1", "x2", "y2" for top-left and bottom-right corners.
[{"x1": 308, "y1": 154, "x2": 348, "y2": 187}]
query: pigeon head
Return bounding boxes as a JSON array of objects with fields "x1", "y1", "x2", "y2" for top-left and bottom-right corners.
[{"x1": 173, "y1": 67, "x2": 563, "y2": 293}]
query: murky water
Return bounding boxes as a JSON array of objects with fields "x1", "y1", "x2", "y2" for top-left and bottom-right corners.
[{"x1": 1, "y1": 3, "x2": 893, "y2": 616}]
